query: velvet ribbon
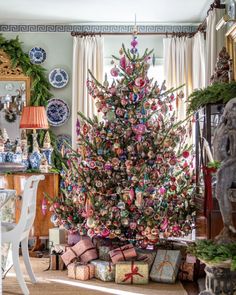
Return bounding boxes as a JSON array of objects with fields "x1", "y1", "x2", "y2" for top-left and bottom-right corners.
[
  {"x1": 203, "y1": 166, "x2": 216, "y2": 216},
  {"x1": 122, "y1": 261, "x2": 144, "y2": 284}
]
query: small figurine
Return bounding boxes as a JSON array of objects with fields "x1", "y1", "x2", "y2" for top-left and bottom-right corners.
[
  {"x1": 20, "y1": 129, "x2": 28, "y2": 150},
  {"x1": 0, "y1": 135, "x2": 5, "y2": 153},
  {"x1": 41, "y1": 131, "x2": 53, "y2": 165},
  {"x1": 2, "y1": 128, "x2": 9, "y2": 143},
  {"x1": 39, "y1": 154, "x2": 51, "y2": 173}
]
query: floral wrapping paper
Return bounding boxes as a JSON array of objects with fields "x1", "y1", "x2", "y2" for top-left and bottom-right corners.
[
  {"x1": 136, "y1": 248, "x2": 156, "y2": 271},
  {"x1": 99, "y1": 246, "x2": 113, "y2": 261},
  {"x1": 150, "y1": 249, "x2": 181, "y2": 283},
  {"x1": 109, "y1": 243, "x2": 137, "y2": 264},
  {"x1": 115, "y1": 261, "x2": 149, "y2": 284},
  {"x1": 90, "y1": 259, "x2": 115, "y2": 281},
  {"x1": 68, "y1": 262, "x2": 95, "y2": 280}
]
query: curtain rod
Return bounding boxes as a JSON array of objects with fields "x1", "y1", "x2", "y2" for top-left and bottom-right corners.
[
  {"x1": 196, "y1": 0, "x2": 225, "y2": 33},
  {"x1": 71, "y1": 31, "x2": 195, "y2": 37}
]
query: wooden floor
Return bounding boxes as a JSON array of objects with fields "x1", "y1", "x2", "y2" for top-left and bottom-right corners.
[{"x1": 1, "y1": 257, "x2": 201, "y2": 295}]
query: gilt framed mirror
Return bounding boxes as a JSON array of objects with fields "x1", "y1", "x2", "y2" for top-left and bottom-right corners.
[
  {"x1": 0, "y1": 49, "x2": 30, "y2": 140},
  {"x1": 226, "y1": 23, "x2": 236, "y2": 81}
]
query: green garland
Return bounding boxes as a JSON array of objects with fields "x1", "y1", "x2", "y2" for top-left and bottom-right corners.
[
  {"x1": 0, "y1": 35, "x2": 52, "y2": 106},
  {"x1": 0, "y1": 34, "x2": 65, "y2": 170},
  {"x1": 188, "y1": 240, "x2": 236, "y2": 271},
  {"x1": 187, "y1": 81, "x2": 236, "y2": 114}
]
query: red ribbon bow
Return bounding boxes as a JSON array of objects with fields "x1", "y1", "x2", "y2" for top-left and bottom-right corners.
[{"x1": 122, "y1": 261, "x2": 144, "y2": 284}]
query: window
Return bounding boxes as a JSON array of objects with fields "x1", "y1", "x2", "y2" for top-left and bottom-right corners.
[{"x1": 104, "y1": 58, "x2": 164, "y2": 86}]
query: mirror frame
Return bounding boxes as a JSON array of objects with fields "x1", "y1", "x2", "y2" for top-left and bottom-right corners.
[{"x1": 0, "y1": 49, "x2": 31, "y2": 105}]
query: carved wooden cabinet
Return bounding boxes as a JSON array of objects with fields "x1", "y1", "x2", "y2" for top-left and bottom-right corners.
[{"x1": 0, "y1": 172, "x2": 59, "y2": 243}]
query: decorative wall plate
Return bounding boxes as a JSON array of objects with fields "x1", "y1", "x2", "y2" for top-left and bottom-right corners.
[
  {"x1": 48, "y1": 68, "x2": 69, "y2": 88},
  {"x1": 46, "y1": 98, "x2": 70, "y2": 126},
  {"x1": 56, "y1": 134, "x2": 72, "y2": 152},
  {"x1": 29, "y1": 47, "x2": 46, "y2": 64}
]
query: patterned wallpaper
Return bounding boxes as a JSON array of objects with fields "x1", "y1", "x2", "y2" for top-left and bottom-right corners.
[{"x1": 0, "y1": 24, "x2": 198, "y2": 33}]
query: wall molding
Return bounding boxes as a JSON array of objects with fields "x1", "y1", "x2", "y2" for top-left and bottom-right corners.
[{"x1": 0, "y1": 24, "x2": 198, "y2": 33}]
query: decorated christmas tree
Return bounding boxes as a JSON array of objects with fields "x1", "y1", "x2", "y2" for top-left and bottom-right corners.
[{"x1": 50, "y1": 33, "x2": 196, "y2": 247}]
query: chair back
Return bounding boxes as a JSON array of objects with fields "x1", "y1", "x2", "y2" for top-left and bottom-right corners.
[{"x1": 16, "y1": 175, "x2": 45, "y2": 240}]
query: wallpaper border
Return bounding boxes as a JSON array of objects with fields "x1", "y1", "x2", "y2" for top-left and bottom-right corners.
[{"x1": 0, "y1": 24, "x2": 198, "y2": 33}]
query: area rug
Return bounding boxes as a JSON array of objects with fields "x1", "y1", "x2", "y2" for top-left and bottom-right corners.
[{"x1": 2, "y1": 258, "x2": 188, "y2": 295}]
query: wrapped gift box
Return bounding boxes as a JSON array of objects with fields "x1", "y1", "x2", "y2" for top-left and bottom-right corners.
[
  {"x1": 68, "y1": 262, "x2": 95, "y2": 280},
  {"x1": 178, "y1": 261, "x2": 195, "y2": 281},
  {"x1": 51, "y1": 244, "x2": 70, "y2": 254},
  {"x1": 61, "y1": 248, "x2": 77, "y2": 266},
  {"x1": 91, "y1": 259, "x2": 115, "y2": 281},
  {"x1": 99, "y1": 246, "x2": 113, "y2": 261},
  {"x1": 136, "y1": 248, "x2": 156, "y2": 271},
  {"x1": 50, "y1": 250, "x2": 65, "y2": 270},
  {"x1": 49, "y1": 228, "x2": 66, "y2": 246},
  {"x1": 178, "y1": 254, "x2": 202, "y2": 281},
  {"x1": 115, "y1": 261, "x2": 149, "y2": 284},
  {"x1": 72, "y1": 239, "x2": 98, "y2": 263},
  {"x1": 150, "y1": 249, "x2": 181, "y2": 283},
  {"x1": 109, "y1": 244, "x2": 137, "y2": 264}
]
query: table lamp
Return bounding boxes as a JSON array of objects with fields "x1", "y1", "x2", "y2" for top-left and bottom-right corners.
[{"x1": 20, "y1": 106, "x2": 49, "y2": 169}]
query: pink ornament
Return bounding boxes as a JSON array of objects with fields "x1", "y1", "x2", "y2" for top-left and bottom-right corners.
[
  {"x1": 131, "y1": 38, "x2": 138, "y2": 48},
  {"x1": 172, "y1": 224, "x2": 181, "y2": 232},
  {"x1": 160, "y1": 218, "x2": 169, "y2": 230},
  {"x1": 53, "y1": 202, "x2": 60, "y2": 209},
  {"x1": 135, "y1": 77, "x2": 146, "y2": 88},
  {"x1": 129, "y1": 188, "x2": 135, "y2": 201},
  {"x1": 159, "y1": 187, "x2": 166, "y2": 195},
  {"x1": 132, "y1": 124, "x2": 146, "y2": 137},
  {"x1": 101, "y1": 228, "x2": 110, "y2": 238},
  {"x1": 119, "y1": 56, "x2": 127, "y2": 69},
  {"x1": 125, "y1": 65, "x2": 133, "y2": 75},
  {"x1": 109, "y1": 87, "x2": 116, "y2": 95},
  {"x1": 110, "y1": 66, "x2": 119, "y2": 77},
  {"x1": 130, "y1": 222, "x2": 137, "y2": 230},
  {"x1": 41, "y1": 198, "x2": 47, "y2": 215}
]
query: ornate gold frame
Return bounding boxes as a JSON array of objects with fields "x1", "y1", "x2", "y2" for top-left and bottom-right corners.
[
  {"x1": 0, "y1": 49, "x2": 31, "y2": 104},
  {"x1": 226, "y1": 23, "x2": 236, "y2": 81}
]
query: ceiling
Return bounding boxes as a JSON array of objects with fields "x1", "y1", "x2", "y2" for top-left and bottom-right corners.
[{"x1": 0, "y1": 0, "x2": 213, "y2": 24}]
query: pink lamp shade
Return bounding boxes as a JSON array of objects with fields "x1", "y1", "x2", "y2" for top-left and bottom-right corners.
[{"x1": 19, "y1": 106, "x2": 49, "y2": 130}]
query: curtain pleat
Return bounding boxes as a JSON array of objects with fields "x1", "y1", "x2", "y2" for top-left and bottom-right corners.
[{"x1": 72, "y1": 36, "x2": 104, "y2": 149}]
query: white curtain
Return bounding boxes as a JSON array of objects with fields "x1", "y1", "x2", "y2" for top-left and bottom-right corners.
[
  {"x1": 206, "y1": 8, "x2": 226, "y2": 86},
  {"x1": 72, "y1": 35, "x2": 104, "y2": 149},
  {"x1": 163, "y1": 37, "x2": 193, "y2": 121},
  {"x1": 192, "y1": 31, "x2": 206, "y2": 90}
]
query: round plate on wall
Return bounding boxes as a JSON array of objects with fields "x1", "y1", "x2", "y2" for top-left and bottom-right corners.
[
  {"x1": 29, "y1": 47, "x2": 46, "y2": 64},
  {"x1": 46, "y1": 98, "x2": 70, "y2": 126},
  {"x1": 48, "y1": 68, "x2": 69, "y2": 88}
]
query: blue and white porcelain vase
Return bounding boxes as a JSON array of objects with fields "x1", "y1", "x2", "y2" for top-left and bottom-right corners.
[
  {"x1": 6, "y1": 152, "x2": 14, "y2": 162},
  {"x1": 29, "y1": 152, "x2": 42, "y2": 170},
  {"x1": 0, "y1": 152, "x2": 6, "y2": 163},
  {"x1": 12, "y1": 152, "x2": 23, "y2": 163}
]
